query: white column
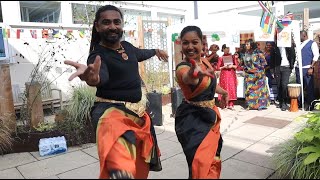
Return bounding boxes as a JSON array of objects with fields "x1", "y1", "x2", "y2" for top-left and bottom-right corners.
[
  {"x1": 151, "y1": 7, "x2": 158, "y2": 20},
  {"x1": 1, "y1": 1, "x2": 21, "y2": 25},
  {"x1": 61, "y1": 1, "x2": 73, "y2": 25}
]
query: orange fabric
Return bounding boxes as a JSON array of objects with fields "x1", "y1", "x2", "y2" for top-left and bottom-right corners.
[
  {"x1": 97, "y1": 108, "x2": 154, "y2": 179},
  {"x1": 176, "y1": 58, "x2": 212, "y2": 100},
  {"x1": 106, "y1": 140, "x2": 136, "y2": 175},
  {"x1": 192, "y1": 106, "x2": 222, "y2": 179}
]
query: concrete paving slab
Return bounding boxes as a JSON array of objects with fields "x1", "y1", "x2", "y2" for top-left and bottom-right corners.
[
  {"x1": 264, "y1": 110, "x2": 305, "y2": 120},
  {"x1": 221, "y1": 158, "x2": 274, "y2": 179},
  {"x1": 0, "y1": 168, "x2": 24, "y2": 179},
  {"x1": 223, "y1": 124, "x2": 278, "y2": 145},
  {"x1": 259, "y1": 136, "x2": 287, "y2": 147},
  {"x1": 157, "y1": 140, "x2": 183, "y2": 161},
  {"x1": 80, "y1": 143, "x2": 96, "y2": 149},
  {"x1": 167, "y1": 135, "x2": 179, "y2": 143},
  {"x1": 57, "y1": 162, "x2": 99, "y2": 179},
  {"x1": 148, "y1": 153, "x2": 188, "y2": 179},
  {"x1": 221, "y1": 137, "x2": 252, "y2": 161},
  {"x1": 0, "y1": 152, "x2": 37, "y2": 171},
  {"x1": 232, "y1": 142, "x2": 276, "y2": 170},
  {"x1": 81, "y1": 146, "x2": 98, "y2": 159},
  {"x1": 17, "y1": 151, "x2": 98, "y2": 179},
  {"x1": 154, "y1": 126, "x2": 176, "y2": 141}
]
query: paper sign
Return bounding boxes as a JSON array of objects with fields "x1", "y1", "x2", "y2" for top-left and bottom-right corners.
[
  {"x1": 277, "y1": 27, "x2": 291, "y2": 47},
  {"x1": 223, "y1": 55, "x2": 233, "y2": 65}
]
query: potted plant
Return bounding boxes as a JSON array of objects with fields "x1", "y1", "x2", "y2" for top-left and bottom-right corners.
[{"x1": 272, "y1": 112, "x2": 320, "y2": 179}]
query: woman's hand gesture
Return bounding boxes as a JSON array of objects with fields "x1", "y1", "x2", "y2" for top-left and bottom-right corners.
[
  {"x1": 189, "y1": 59, "x2": 215, "y2": 79},
  {"x1": 64, "y1": 55, "x2": 101, "y2": 86}
]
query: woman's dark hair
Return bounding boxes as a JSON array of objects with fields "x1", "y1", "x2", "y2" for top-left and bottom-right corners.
[
  {"x1": 245, "y1": 39, "x2": 257, "y2": 51},
  {"x1": 89, "y1": 5, "x2": 124, "y2": 53},
  {"x1": 180, "y1": 26, "x2": 203, "y2": 41},
  {"x1": 221, "y1": 44, "x2": 228, "y2": 52}
]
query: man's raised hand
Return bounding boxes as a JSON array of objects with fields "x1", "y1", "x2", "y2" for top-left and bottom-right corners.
[{"x1": 64, "y1": 55, "x2": 101, "y2": 86}]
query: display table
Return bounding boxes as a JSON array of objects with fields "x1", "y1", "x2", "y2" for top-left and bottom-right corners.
[{"x1": 214, "y1": 71, "x2": 245, "y2": 98}]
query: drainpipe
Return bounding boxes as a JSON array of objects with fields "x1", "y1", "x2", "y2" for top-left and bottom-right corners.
[{"x1": 194, "y1": 1, "x2": 198, "y2": 19}]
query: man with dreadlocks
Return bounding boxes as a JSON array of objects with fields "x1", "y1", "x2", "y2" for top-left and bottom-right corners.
[{"x1": 64, "y1": 5, "x2": 168, "y2": 179}]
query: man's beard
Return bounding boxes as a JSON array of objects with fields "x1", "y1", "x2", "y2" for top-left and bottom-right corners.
[{"x1": 100, "y1": 30, "x2": 123, "y2": 44}]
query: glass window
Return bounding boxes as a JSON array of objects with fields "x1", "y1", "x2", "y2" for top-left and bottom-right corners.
[
  {"x1": 0, "y1": 3, "x2": 3, "y2": 22},
  {"x1": 0, "y1": 28, "x2": 8, "y2": 60},
  {"x1": 72, "y1": 3, "x2": 101, "y2": 24},
  {"x1": 20, "y1": 1, "x2": 61, "y2": 23}
]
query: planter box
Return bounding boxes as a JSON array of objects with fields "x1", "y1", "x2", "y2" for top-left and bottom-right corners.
[
  {"x1": 4, "y1": 128, "x2": 96, "y2": 155},
  {"x1": 162, "y1": 93, "x2": 171, "y2": 105}
]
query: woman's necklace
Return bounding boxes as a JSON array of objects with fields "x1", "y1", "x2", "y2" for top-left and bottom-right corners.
[{"x1": 99, "y1": 43, "x2": 128, "y2": 60}]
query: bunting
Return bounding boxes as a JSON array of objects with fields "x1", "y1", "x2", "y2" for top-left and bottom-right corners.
[
  {"x1": 2, "y1": 28, "x2": 10, "y2": 39},
  {"x1": 42, "y1": 29, "x2": 48, "y2": 38},
  {"x1": 78, "y1": 30, "x2": 85, "y2": 38},
  {"x1": 66, "y1": 30, "x2": 73, "y2": 39},
  {"x1": 17, "y1": 29, "x2": 24, "y2": 39},
  {"x1": 30, "y1": 30, "x2": 37, "y2": 39},
  {"x1": 53, "y1": 29, "x2": 60, "y2": 38}
]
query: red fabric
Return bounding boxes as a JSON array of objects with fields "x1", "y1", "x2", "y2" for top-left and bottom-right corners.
[{"x1": 217, "y1": 54, "x2": 238, "y2": 102}]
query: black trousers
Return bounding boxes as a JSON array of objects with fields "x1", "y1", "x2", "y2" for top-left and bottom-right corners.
[{"x1": 275, "y1": 66, "x2": 292, "y2": 105}]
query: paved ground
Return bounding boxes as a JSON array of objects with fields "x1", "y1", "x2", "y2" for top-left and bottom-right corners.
[{"x1": 0, "y1": 103, "x2": 308, "y2": 179}]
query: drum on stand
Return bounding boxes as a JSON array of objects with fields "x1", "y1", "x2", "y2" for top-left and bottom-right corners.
[{"x1": 287, "y1": 84, "x2": 301, "y2": 112}]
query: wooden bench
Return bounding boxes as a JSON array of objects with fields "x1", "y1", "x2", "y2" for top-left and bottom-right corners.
[{"x1": 13, "y1": 84, "x2": 63, "y2": 113}]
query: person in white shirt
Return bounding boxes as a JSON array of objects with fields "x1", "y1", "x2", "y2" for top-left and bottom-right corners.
[
  {"x1": 271, "y1": 35, "x2": 296, "y2": 111},
  {"x1": 295, "y1": 30, "x2": 320, "y2": 110}
]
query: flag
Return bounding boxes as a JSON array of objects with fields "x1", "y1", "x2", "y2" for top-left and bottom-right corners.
[
  {"x1": 17, "y1": 29, "x2": 24, "y2": 39},
  {"x1": 260, "y1": 11, "x2": 268, "y2": 28},
  {"x1": 30, "y1": 30, "x2": 37, "y2": 39},
  {"x1": 66, "y1": 30, "x2": 73, "y2": 39},
  {"x1": 42, "y1": 29, "x2": 48, "y2": 38},
  {"x1": 2, "y1": 28, "x2": 7, "y2": 39},
  {"x1": 267, "y1": 14, "x2": 275, "y2": 34},
  {"x1": 3, "y1": 29, "x2": 10, "y2": 38},
  {"x1": 53, "y1": 29, "x2": 60, "y2": 38},
  {"x1": 258, "y1": 1, "x2": 284, "y2": 33},
  {"x1": 78, "y1": 30, "x2": 85, "y2": 38}
]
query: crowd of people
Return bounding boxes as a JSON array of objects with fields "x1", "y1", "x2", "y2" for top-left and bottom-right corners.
[
  {"x1": 64, "y1": 4, "x2": 319, "y2": 179},
  {"x1": 206, "y1": 31, "x2": 319, "y2": 112}
]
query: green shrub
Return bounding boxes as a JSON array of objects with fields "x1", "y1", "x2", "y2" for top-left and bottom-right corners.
[
  {"x1": 272, "y1": 112, "x2": 320, "y2": 179},
  {"x1": 57, "y1": 84, "x2": 96, "y2": 146},
  {"x1": 0, "y1": 118, "x2": 13, "y2": 155}
]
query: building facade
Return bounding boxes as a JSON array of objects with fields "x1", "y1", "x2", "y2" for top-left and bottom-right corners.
[{"x1": 0, "y1": 1, "x2": 190, "y2": 103}]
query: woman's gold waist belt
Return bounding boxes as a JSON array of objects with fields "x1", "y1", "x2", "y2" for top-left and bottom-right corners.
[
  {"x1": 186, "y1": 99, "x2": 215, "y2": 108},
  {"x1": 96, "y1": 97, "x2": 146, "y2": 117}
]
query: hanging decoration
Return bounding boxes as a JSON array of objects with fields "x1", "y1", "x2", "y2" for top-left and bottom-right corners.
[
  {"x1": 257, "y1": 1, "x2": 285, "y2": 33},
  {"x1": 171, "y1": 33, "x2": 179, "y2": 42},
  {"x1": 211, "y1": 33, "x2": 220, "y2": 42}
]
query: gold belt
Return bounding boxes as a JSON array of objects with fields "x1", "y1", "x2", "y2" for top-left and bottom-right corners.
[
  {"x1": 186, "y1": 99, "x2": 215, "y2": 108},
  {"x1": 96, "y1": 97, "x2": 146, "y2": 118}
]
